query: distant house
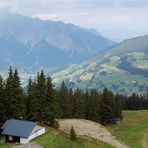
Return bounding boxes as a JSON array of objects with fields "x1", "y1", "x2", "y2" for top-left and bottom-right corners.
[{"x1": 1, "y1": 119, "x2": 45, "y2": 144}]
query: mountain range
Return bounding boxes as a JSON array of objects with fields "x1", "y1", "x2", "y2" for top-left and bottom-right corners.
[
  {"x1": 0, "y1": 13, "x2": 148, "y2": 94},
  {"x1": 52, "y1": 35, "x2": 148, "y2": 95},
  {"x1": 0, "y1": 13, "x2": 114, "y2": 73}
]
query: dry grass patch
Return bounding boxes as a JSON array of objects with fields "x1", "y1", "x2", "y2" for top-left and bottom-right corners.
[{"x1": 58, "y1": 119, "x2": 128, "y2": 148}]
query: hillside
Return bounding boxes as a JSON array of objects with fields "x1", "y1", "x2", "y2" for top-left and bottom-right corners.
[
  {"x1": 58, "y1": 119, "x2": 127, "y2": 148},
  {"x1": 1, "y1": 111, "x2": 147, "y2": 148},
  {"x1": 0, "y1": 111, "x2": 147, "y2": 148},
  {"x1": 52, "y1": 35, "x2": 148, "y2": 95},
  {"x1": 108, "y1": 110, "x2": 148, "y2": 148},
  {"x1": 0, "y1": 13, "x2": 114, "y2": 73},
  {"x1": 34, "y1": 127, "x2": 114, "y2": 148},
  {"x1": 0, "y1": 128, "x2": 114, "y2": 148}
]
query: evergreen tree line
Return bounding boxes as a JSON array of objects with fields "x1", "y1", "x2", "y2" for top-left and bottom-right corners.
[
  {"x1": 0, "y1": 67, "x2": 147, "y2": 126},
  {"x1": 0, "y1": 67, "x2": 56, "y2": 127},
  {"x1": 56, "y1": 81, "x2": 122, "y2": 125},
  {"x1": 121, "y1": 93, "x2": 148, "y2": 110}
]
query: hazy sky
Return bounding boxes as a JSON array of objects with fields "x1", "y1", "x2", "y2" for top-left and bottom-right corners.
[{"x1": 0, "y1": 0, "x2": 148, "y2": 41}]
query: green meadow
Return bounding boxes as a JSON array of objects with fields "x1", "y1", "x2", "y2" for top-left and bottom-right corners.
[
  {"x1": 0, "y1": 110, "x2": 148, "y2": 148},
  {"x1": 107, "y1": 110, "x2": 148, "y2": 148}
]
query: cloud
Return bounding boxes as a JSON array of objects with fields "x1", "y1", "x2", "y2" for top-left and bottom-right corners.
[
  {"x1": 34, "y1": 14, "x2": 59, "y2": 20},
  {"x1": 0, "y1": 0, "x2": 148, "y2": 14},
  {"x1": 121, "y1": 0, "x2": 148, "y2": 8},
  {"x1": 0, "y1": 0, "x2": 148, "y2": 11}
]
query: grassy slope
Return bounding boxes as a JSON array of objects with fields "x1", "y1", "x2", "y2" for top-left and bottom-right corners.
[
  {"x1": 0, "y1": 129, "x2": 113, "y2": 148},
  {"x1": 107, "y1": 110, "x2": 148, "y2": 148},
  {"x1": 0, "y1": 110, "x2": 147, "y2": 148},
  {"x1": 0, "y1": 144, "x2": 11, "y2": 148},
  {"x1": 34, "y1": 128, "x2": 114, "y2": 148},
  {"x1": 52, "y1": 52, "x2": 148, "y2": 95}
]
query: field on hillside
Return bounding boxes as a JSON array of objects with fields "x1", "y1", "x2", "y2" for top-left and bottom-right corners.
[
  {"x1": 58, "y1": 119, "x2": 127, "y2": 148},
  {"x1": 107, "y1": 110, "x2": 148, "y2": 148},
  {"x1": 0, "y1": 128, "x2": 113, "y2": 148},
  {"x1": 35, "y1": 110, "x2": 148, "y2": 148},
  {"x1": 0, "y1": 132, "x2": 113, "y2": 148},
  {"x1": 34, "y1": 128, "x2": 113, "y2": 148},
  {"x1": 0, "y1": 110, "x2": 147, "y2": 148}
]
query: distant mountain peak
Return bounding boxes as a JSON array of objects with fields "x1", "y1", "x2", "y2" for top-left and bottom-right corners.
[{"x1": 0, "y1": 13, "x2": 114, "y2": 73}]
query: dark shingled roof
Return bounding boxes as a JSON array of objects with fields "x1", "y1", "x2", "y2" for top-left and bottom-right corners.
[{"x1": 1, "y1": 119, "x2": 37, "y2": 138}]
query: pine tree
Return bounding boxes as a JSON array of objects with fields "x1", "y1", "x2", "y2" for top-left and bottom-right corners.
[
  {"x1": 4, "y1": 67, "x2": 25, "y2": 119},
  {"x1": 4, "y1": 66, "x2": 15, "y2": 119},
  {"x1": 28, "y1": 71, "x2": 56, "y2": 126},
  {"x1": 44, "y1": 76, "x2": 56, "y2": 126},
  {"x1": 53, "y1": 90, "x2": 61, "y2": 118},
  {"x1": 26, "y1": 77, "x2": 32, "y2": 119},
  {"x1": 13, "y1": 68, "x2": 25, "y2": 118},
  {"x1": 58, "y1": 81, "x2": 70, "y2": 118},
  {"x1": 70, "y1": 126, "x2": 76, "y2": 141},
  {"x1": 84, "y1": 89, "x2": 90, "y2": 120},
  {"x1": 100, "y1": 87, "x2": 114, "y2": 125},
  {"x1": 114, "y1": 93, "x2": 122, "y2": 119},
  {"x1": 28, "y1": 80, "x2": 39, "y2": 121},
  {"x1": 27, "y1": 77, "x2": 32, "y2": 94},
  {"x1": 127, "y1": 93, "x2": 139, "y2": 110},
  {"x1": 68, "y1": 88, "x2": 74, "y2": 118},
  {"x1": 30, "y1": 70, "x2": 47, "y2": 122},
  {"x1": 0, "y1": 75, "x2": 5, "y2": 122},
  {"x1": 73, "y1": 88, "x2": 85, "y2": 118},
  {"x1": 146, "y1": 93, "x2": 148, "y2": 109},
  {"x1": 88, "y1": 89, "x2": 101, "y2": 122}
]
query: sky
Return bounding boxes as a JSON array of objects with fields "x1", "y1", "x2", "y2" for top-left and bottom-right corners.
[{"x1": 0, "y1": 0, "x2": 148, "y2": 41}]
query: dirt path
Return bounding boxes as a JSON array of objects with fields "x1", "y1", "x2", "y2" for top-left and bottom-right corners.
[
  {"x1": 59, "y1": 119, "x2": 129, "y2": 148},
  {"x1": 13, "y1": 142, "x2": 43, "y2": 148},
  {"x1": 142, "y1": 129, "x2": 148, "y2": 148}
]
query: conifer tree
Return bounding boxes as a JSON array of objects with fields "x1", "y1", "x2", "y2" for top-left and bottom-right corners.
[
  {"x1": 32, "y1": 70, "x2": 46, "y2": 122},
  {"x1": 4, "y1": 67, "x2": 25, "y2": 119},
  {"x1": 84, "y1": 89, "x2": 90, "y2": 120},
  {"x1": 88, "y1": 89, "x2": 101, "y2": 122},
  {"x1": 13, "y1": 68, "x2": 25, "y2": 118},
  {"x1": 100, "y1": 87, "x2": 114, "y2": 124},
  {"x1": 73, "y1": 88, "x2": 85, "y2": 118},
  {"x1": 28, "y1": 80, "x2": 39, "y2": 121},
  {"x1": 70, "y1": 126, "x2": 76, "y2": 141},
  {"x1": 44, "y1": 76, "x2": 56, "y2": 126},
  {"x1": 114, "y1": 93, "x2": 122, "y2": 119},
  {"x1": 28, "y1": 71, "x2": 56, "y2": 126},
  {"x1": 53, "y1": 90, "x2": 61, "y2": 118},
  {"x1": 68, "y1": 88, "x2": 74, "y2": 118},
  {"x1": 0, "y1": 75, "x2": 5, "y2": 122},
  {"x1": 26, "y1": 77, "x2": 32, "y2": 119},
  {"x1": 127, "y1": 93, "x2": 140, "y2": 110},
  {"x1": 27, "y1": 77, "x2": 32, "y2": 94},
  {"x1": 58, "y1": 81, "x2": 70, "y2": 118},
  {"x1": 4, "y1": 66, "x2": 15, "y2": 119}
]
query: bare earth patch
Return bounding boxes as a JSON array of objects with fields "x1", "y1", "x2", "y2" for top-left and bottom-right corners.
[
  {"x1": 58, "y1": 119, "x2": 128, "y2": 148},
  {"x1": 142, "y1": 129, "x2": 148, "y2": 148},
  {"x1": 13, "y1": 142, "x2": 43, "y2": 148}
]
